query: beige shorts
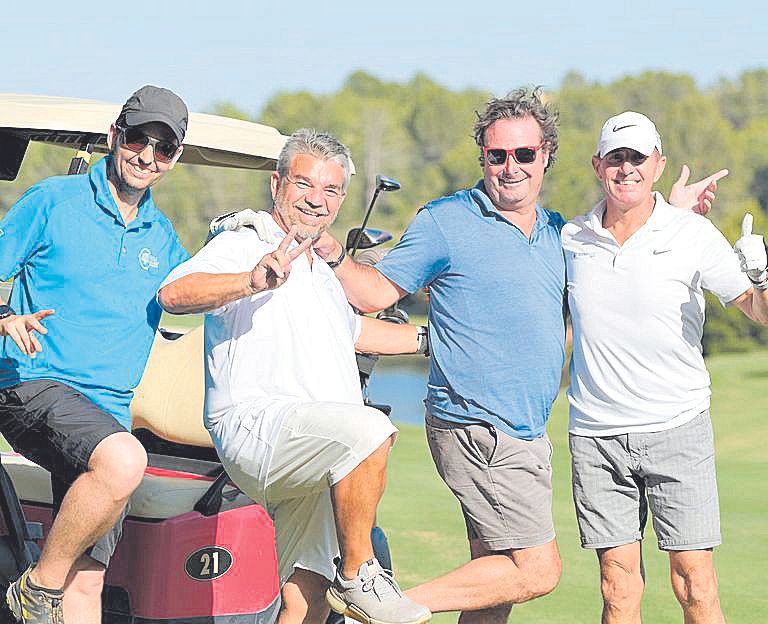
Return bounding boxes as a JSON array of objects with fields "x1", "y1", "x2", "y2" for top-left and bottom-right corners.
[
  {"x1": 426, "y1": 411, "x2": 555, "y2": 551},
  {"x1": 218, "y1": 401, "x2": 397, "y2": 585}
]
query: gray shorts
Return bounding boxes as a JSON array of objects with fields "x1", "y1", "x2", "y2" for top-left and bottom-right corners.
[
  {"x1": 425, "y1": 412, "x2": 555, "y2": 551},
  {"x1": 569, "y1": 410, "x2": 721, "y2": 551}
]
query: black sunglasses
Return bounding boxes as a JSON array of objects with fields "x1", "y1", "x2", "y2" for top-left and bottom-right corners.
[
  {"x1": 483, "y1": 142, "x2": 545, "y2": 166},
  {"x1": 603, "y1": 148, "x2": 648, "y2": 167},
  {"x1": 116, "y1": 125, "x2": 180, "y2": 163}
]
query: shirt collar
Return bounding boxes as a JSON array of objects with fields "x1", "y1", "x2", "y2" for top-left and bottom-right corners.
[
  {"x1": 470, "y1": 180, "x2": 550, "y2": 233},
  {"x1": 586, "y1": 191, "x2": 676, "y2": 234},
  {"x1": 89, "y1": 156, "x2": 156, "y2": 227}
]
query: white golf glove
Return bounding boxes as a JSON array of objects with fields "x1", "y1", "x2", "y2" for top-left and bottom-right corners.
[
  {"x1": 734, "y1": 213, "x2": 768, "y2": 289},
  {"x1": 207, "y1": 209, "x2": 277, "y2": 244}
]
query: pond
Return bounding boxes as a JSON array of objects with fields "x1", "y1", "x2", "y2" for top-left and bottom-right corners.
[{"x1": 367, "y1": 356, "x2": 429, "y2": 427}]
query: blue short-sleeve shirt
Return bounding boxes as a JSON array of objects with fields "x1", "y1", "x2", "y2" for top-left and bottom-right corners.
[
  {"x1": 0, "y1": 156, "x2": 190, "y2": 428},
  {"x1": 376, "y1": 181, "x2": 566, "y2": 440}
]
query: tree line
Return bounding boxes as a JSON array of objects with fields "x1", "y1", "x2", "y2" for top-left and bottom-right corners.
[{"x1": 2, "y1": 69, "x2": 767, "y2": 353}]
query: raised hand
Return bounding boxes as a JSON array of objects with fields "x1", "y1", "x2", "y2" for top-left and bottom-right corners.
[
  {"x1": 734, "y1": 213, "x2": 768, "y2": 287},
  {"x1": 0, "y1": 309, "x2": 55, "y2": 357},
  {"x1": 249, "y1": 227, "x2": 312, "y2": 292},
  {"x1": 312, "y1": 230, "x2": 342, "y2": 261},
  {"x1": 669, "y1": 165, "x2": 729, "y2": 215}
]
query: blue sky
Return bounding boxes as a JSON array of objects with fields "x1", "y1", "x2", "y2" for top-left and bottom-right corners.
[{"x1": 3, "y1": 1, "x2": 764, "y2": 116}]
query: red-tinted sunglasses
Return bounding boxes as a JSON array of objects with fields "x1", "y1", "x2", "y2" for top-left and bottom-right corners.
[
  {"x1": 117, "y1": 125, "x2": 180, "y2": 164},
  {"x1": 483, "y1": 142, "x2": 545, "y2": 166}
]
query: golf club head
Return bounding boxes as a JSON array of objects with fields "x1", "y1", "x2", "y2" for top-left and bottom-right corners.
[
  {"x1": 376, "y1": 175, "x2": 401, "y2": 192},
  {"x1": 345, "y1": 228, "x2": 393, "y2": 251}
]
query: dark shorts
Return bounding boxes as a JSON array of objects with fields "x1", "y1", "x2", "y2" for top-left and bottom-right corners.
[
  {"x1": 0, "y1": 379, "x2": 130, "y2": 566},
  {"x1": 426, "y1": 411, "x2": 555, "y2": 551}
]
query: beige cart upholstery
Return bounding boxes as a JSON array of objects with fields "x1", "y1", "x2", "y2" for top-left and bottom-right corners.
[
  {"x1": 1, "y1": 325, "x2": 247, "y2": 520},
  {"x1": 131, "y1": 325, "x2": 212, "y2": 448}
]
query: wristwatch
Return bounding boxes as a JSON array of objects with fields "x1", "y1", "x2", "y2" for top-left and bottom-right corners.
[
  {"x1": 0, "y1": 304, "x2": 16, "y2": 320},
  {"x1": 326, "y1": 245, "x2": 347, "y2": 270},
  {"x1": 416, "y1": 325, "x2": 430, "y2": 357}
]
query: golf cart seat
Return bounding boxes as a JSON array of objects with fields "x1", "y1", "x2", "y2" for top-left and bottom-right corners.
[
  {"x1": 131, "y1": 324, "x2": 212, "y2": 448},
  {"x1": 2, "y1": 326, "x2": 250, "y2": 521}
]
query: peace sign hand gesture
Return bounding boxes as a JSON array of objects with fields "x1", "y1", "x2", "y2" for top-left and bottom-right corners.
[{"x1": 248, "y1": 227, "x2": 312, "y2": 293}]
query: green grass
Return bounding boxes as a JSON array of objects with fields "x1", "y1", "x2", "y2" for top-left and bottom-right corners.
[
  {"x1": 2, "y1": 349, "x2": 764, "y2": 621},
  {"x1": 160, "y1": 312, "x2": 204, "y2": 331},
  {"x1": 379, "y1": 350, "x2": 768, "y2": 623},
  {"x1": 158, "y1": 312, "x2": 428, "y2": 331}
]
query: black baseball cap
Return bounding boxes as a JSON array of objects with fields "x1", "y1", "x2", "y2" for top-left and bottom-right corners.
[{"x1": 119, "y1": 85, "x2": 188, "y2": 144}]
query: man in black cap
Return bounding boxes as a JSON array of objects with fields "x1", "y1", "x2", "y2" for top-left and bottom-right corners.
[{"x1": 0, "y1": 85, "x2": 190, "y2": 624}]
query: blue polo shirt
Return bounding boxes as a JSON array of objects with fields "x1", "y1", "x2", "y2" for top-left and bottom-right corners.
[
  {"x1": 0, "y1": 156, "x2": 189, "y2": 429},
  {"x1": 376, "y1": 181, "x2": 566, "y2": 440}
]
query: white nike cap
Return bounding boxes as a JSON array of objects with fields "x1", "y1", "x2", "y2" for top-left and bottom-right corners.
[{"x1": 596, "y1": 111, "x2": 663, "y2": 158}]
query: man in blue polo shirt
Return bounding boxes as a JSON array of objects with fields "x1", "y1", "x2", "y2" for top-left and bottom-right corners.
[
  {"x1": 310, "y1": 88, "x2": 565, "y2": 622},
  {"x1": 303, "y1": 89, "x2": 725, "y2": 622},
  {"x1": 0, "y1": 85, "x2": 189, "y2": 624}
]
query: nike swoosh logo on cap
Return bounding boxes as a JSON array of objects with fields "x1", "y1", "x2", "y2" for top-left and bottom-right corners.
[{"x1": 613, "y1": 124, "x2": 636, "y2": 132}]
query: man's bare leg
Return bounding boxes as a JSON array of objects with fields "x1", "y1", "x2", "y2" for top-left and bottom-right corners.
[
  {"x1": 668, "y1": 550, "x2": 724, "y2": 624},
  {"x1": 30, "y1": 432, "x2": 146, "y2": 590},
  {"x1": 279, "y1": 568, "x2": 331, "y2": 624},
  {"x1": 598, "y1": 543, "x2": 644, "y2": 624},
  {"x1": 330, "y1": 434, "x2": 395, "y2": 579},
  {"x1": 405, "y1": 538, "x2": 561, "y2": 620},
  {"x1": 62, "y1": 556, "x2": 106, "y2": 624}
]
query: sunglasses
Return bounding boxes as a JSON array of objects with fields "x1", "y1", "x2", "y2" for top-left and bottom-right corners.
[
  {"x1": 483, "y1": 142, "x2": 545, "y2": 166},
  {"x1": 116, "y1": 125, "x2": 180, "y2": 164},
  {"x1": 603, "y1": 148, "x2": 648, "y2": 167}
]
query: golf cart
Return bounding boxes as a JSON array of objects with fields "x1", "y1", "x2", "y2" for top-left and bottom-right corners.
[{"x1": 0, "y1": 95, "x2": 400, "y2": 623}]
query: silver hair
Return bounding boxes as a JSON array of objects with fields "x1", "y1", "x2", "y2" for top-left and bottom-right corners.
[
  {"x1": 473, "y1": 86, "x2": 559, "y2": 173},
  {"x1": 276, "y1": 128, "x2": 353, "y2": 190}
]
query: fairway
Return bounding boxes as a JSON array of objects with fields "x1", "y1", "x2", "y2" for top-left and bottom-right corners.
[{"x1": 378, "y1": 350, "x2": 768, "y2": 623}]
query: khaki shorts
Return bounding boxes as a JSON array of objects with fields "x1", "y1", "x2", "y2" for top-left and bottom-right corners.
[
  {"x1": 426, "y1": 412, "x2": 555, "y2": 551},
  {"x1": 569, "y1": 410, "x2": 721, "y2": 551},
  {"x1": 218, "y1": 401, "x2": 397, "y2": 585}
]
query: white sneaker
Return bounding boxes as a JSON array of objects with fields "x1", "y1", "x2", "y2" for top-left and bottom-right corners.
[{"x1": 326, "y1": 558, "x2": 431, "y2": 624}]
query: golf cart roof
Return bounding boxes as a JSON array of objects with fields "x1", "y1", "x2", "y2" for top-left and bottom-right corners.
[{"x1": 0, "y1": 93, "x2": 288, "y2": 180}]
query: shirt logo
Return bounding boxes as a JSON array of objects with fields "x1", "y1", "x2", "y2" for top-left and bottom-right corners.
[{"x1": 138, "y1": 247, "x2": 160, "y2": 271}]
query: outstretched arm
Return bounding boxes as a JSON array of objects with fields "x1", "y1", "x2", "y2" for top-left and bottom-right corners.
[
  {"x1": 355, "y1": 316, "x2": 427, "y2": 355},
  {"x1": 159, "y1": 227, "x2": 311, "y2": 314},
  {"x1": 314, "y1": 232, "x2": 406, "y2": 312}
]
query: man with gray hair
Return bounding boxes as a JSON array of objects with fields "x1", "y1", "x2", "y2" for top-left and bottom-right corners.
[{"x1": 158, "y1": 128, "x2": 431, "y2": 624}]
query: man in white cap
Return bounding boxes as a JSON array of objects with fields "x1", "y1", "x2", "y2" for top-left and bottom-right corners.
[{"x1": 562, "y1": 111, "x2": 768, "y2": 623}]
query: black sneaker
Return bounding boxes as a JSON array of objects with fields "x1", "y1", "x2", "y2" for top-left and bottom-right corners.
[{"x1": 6, "y1": 567, "x2": 64, "y2": 624}]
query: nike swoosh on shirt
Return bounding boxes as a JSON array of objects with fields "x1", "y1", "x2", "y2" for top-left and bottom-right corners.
[
  {"x1": 652, "y1": 249, "x2": 672, "y2": 254},
  {"x1": 613, "y1": 124, "x2": 636, "y2": 132}
]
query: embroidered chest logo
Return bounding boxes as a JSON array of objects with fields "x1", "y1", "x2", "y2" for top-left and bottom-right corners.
[{"x1": 138, "y1": 247, "x2": 160, "y2": 271}]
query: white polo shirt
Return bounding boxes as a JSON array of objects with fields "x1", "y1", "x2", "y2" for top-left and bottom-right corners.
[
  {"x1": 160, "y1": 217, "x2": 363, "y2": 478},
  {"x1": 563, "y1": 193, "x2": 751, "y2": 436}
]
